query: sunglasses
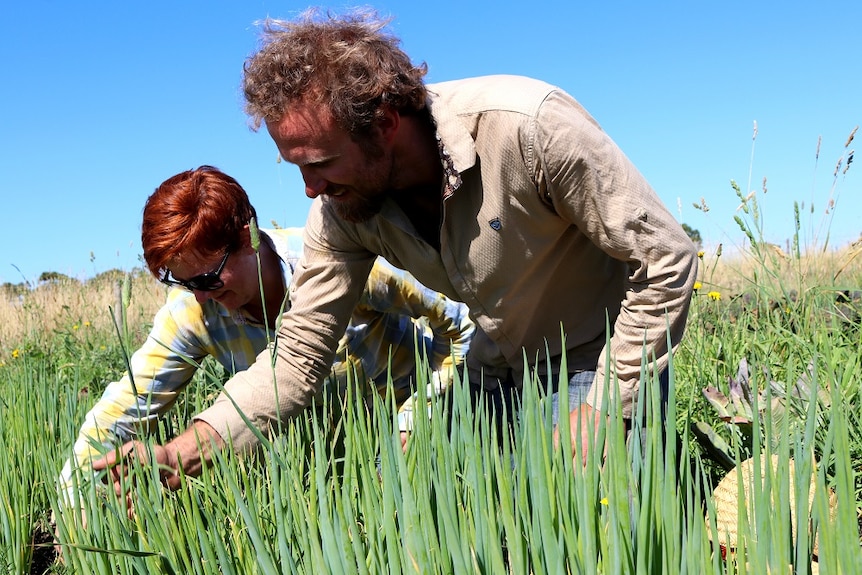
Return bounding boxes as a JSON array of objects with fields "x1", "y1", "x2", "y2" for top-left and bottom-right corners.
[{"x1": 160, "y1": 251, "x2": 230, "y2": 291}]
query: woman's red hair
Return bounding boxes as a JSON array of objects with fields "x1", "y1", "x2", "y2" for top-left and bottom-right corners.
[{"x1": 141, "y1": 166, "x2": 257, "y2": 278}]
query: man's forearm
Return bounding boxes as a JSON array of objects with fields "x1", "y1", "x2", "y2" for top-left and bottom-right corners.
[{"x1": 164, "y1": 419, "x2": 225, "y2": 481}]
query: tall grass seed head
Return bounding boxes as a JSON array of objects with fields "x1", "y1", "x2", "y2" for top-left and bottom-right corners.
[
  {"x1": 846, "y1": 126, "x2": 857, "y2": 148},
  {"x1": 121, "y1": 273, "x2": 131, "y2": 309},
  {"x1": 249, "y1": 217, "x2": 261, "y2": 252}
]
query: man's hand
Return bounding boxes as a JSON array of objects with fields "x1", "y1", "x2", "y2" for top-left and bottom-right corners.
[
  {"x1": 91, "y1": 420, "x2": 224, "y2": 497},
  {"x1": 91, "y1": 440, "x2": 177, "y2": 497},
  {"x1": 553, "y1": 403, "x2": 604, "y2": 466}
]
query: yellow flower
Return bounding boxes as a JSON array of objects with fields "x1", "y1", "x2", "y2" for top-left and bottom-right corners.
[
  {"x1": 73, "y1": 324, "x2": 79, "y2": 330},
  {"x1": 12, "y1": 349, "x2": 20, "y2": 359},
  {"x1": 693, "y1": 281, "x2": 702, "y2": 291},
  {"x1": 707, "y1": 291, "x2": 721, "y2": 301},
  {"x1": 600, "y1": 497, "x2": 609, "y2": 506},
  {"x1": 697, "y1": 250, "x2": 705, "y2": 258},
  {"x1": 84, "y1": 321, "x2": 91, "y2": 328}
]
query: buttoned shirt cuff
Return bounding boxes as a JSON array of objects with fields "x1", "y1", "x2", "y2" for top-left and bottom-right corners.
[{"x1": 194, "y1": 405, "x2": 257, "y2": 453}]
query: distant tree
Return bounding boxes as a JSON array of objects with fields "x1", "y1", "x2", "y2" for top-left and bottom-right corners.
[
  {"x1": 681, "y1": 223, "x2": 703, "y2": 250},
  {"x1": 38, "y1": 271, "x2": 76, "y2": 284},
  {"x1": 88, "y1": 268, "x2": 127, "y2": 286},
  {"x1": 1, "y1": 281, "x2": 29, "y2": 298}
]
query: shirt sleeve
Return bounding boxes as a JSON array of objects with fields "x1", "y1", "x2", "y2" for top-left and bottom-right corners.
[
  {"x1": 360, "y1": 258, "x2": 474, "y2": 372},
  {"x1": 195, "y1": 202, "x2": 376, "y2": 451},
  {"x1": 533, "y1": 90, "x2": 698, "y2": 416},
  {"x1": 58, "y1": 290, "x2": 211, "y2": 504},
  {"x1": 356, "y1": 258, "x2": 475, "y2": 431}
]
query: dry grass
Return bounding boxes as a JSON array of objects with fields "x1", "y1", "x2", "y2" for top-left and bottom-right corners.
[
  {"x1": 696, "y1": 238, "x2": 862, "y2": 298},
  {"x1": 0, "y1": 272, "x2": 165, "y2": 361},
  {"x1": 4, "y1": 237, "x2": 860, "y2": 361}
]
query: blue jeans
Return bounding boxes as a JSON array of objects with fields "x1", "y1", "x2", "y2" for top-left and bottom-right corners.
[
  {"x1": 463, "y1": 367, "x2": 595, "y2": 435},
  {"x1": 549, "y1": 369, "x2": 670, "y2": 426},
  {"x1": 549, "y1": 370, "x2": 594, "y2": 425},
  {"x1": 466, "y1": 367, "x2": 669, "y2": 428}
]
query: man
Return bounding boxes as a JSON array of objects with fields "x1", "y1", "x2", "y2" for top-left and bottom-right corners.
[
  {"x1": 61, "y1": 165, "x2": 473, "y2": 500},
  {"x1": 99, "y1": 9, "x2": 697, "y2": 490}
]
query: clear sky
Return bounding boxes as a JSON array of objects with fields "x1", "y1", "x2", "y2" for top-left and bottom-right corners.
[{"x1": 2, "y1": 1, "x2": 859, "y2": 284}]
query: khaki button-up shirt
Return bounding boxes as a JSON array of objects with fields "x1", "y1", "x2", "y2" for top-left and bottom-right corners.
[{"x1": 200, "y1": 75, "x2": 697, "y2": 450}]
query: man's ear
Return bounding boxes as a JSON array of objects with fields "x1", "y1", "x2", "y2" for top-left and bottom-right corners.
[{"x1": 375, "y1": 106, "x2": 401, "y2": 144}]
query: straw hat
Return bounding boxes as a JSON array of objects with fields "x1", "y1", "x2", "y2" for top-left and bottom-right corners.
[{"x1": 709, "y1": 455, "x2": 837, "y2": 559}]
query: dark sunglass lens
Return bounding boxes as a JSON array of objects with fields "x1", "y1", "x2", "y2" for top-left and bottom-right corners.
[
  {"x1": 187, "y1": 274, "x2": 223, "y2": 291},
  {"x1": 166, "y1": 251, "x2": 228, "y2": 291}
]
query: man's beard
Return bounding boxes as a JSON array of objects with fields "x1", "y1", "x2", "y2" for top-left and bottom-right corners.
[
  {"x1": 325, "y1": 189, "x2": 387, "y2": 223},
  {"x1": 327, "y1": 133, "x2": 391, "y2": 223}
]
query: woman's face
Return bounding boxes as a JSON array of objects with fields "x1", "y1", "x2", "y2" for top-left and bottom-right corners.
[{"x1": 167, "y1": 246, "x2": 262, "y2": 312}]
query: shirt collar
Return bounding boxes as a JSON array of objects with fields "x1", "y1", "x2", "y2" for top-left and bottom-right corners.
[{"x1": 426, "y1": 83, "x2": 477, "y2": 198}]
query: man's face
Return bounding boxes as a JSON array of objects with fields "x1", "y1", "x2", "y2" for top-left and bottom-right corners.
[{"x1": 266, "y1": 101, "x2": 393, "y2": 223}]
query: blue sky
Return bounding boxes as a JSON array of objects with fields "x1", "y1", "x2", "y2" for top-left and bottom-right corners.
[{"x1": 2, "y1": 1, "x2": 859, "y2": 285}]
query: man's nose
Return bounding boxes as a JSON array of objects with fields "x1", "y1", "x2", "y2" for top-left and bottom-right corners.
[{"x1": 300, "y1": 168, "x2": 328, "y2": 199}]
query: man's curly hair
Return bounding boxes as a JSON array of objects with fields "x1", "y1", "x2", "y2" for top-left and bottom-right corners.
[{"x1": 243, "y1": 8, "x2": 428, "y2": 137}]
